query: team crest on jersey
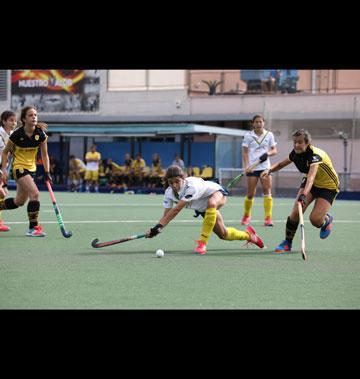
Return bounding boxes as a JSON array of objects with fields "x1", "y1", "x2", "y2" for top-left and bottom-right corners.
[
  {"x1": 35, "y1": 135, "x2": 39, "y2": 141},
  {"x1": 311, "y1": 154, "x2": 322, "y2": 164}
]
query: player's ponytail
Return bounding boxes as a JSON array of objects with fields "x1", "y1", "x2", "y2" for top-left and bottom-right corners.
[{"x1": 36, "y1": 122, "x2": 48, "y2": 132}]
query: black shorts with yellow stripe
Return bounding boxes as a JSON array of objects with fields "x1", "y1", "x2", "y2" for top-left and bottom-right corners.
[
  {"x1": 13, "y1": 168, "x2": 36, "y2": 181},
  {"x1": 300, "y1": 177, "x2": 338, "y2": 205}
]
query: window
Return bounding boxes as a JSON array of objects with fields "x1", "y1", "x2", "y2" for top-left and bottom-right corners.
[
  {"x1": 108, "y1": 70, "x2": 186, "y2": 91},
  {"x1": 0, "y1": 70, "x2": 7, "y2": 101}
]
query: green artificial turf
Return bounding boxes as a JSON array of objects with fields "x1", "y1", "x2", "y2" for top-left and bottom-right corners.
[{"x1": 1, "y1": 191, "x2": 359, "y2": 309}]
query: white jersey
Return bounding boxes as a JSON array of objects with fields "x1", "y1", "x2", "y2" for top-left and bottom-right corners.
[
  {"x1": 163, "y1": 176, "x2": 224, "y2": 212},
  {"x1": 242, "y1": 129, "x2": 277, "y2": 170},
  {"x1": 0, "y1": 126, "x2": 12, "y2": 165}
]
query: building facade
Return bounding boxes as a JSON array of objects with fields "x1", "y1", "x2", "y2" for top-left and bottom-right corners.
[{"x1": 1, "y1": 69, "x2": 359, "y2": 191}]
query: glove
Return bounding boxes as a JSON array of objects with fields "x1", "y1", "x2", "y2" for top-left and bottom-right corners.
[
  {"x1": 45, "y1": 172, "x2": 53, "y2": 185},
  {"x1": 148, "y1": 223, "x2": 163, "y2": 238},
  {"x1": 259, "y1": 153, "x2": 268, "y2": 163},
  {"x1": 298, "y1": 194, "x2": 306, "y2": 207}
]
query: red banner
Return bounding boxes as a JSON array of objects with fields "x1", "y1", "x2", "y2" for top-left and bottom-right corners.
[{"x1": 11, "y1": 70, "x2": 100, "y2": 112}]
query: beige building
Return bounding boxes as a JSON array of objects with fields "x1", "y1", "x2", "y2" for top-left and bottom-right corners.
[{"x1": 1, "y1": 69, "x2": 359, "y2": 192}]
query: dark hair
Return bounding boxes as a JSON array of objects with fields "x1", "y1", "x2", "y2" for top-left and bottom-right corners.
[
  {"x1": 20, "y1": 105, "x2": 37, "y2": 126},
  {"x1": 252, "y1": 114, "x2": 265, "y2": 123},
  {"x1": 163, "y1": 165, "x2": 185, "y2": 189},
  {"x1": 1, "y1": 110, "x2": 16, "y2": 127},
  {"x1": 292, "y1": 129, "x2": 311, "y2": 144},
  {"x1": 36, "y1": 122, "x2": 48, "y2": 132}
]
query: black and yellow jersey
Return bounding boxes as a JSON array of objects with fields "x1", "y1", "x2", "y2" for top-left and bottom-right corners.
[
  {"x1": 9, "y1": 126, "x2": 48, "y2": 172},
  {"x1": 289, "y1": 145, "x2": 340, "y2": 191}
]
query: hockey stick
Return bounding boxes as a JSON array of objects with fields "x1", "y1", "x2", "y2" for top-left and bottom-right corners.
[
  {"x1": 297, "y1": 201, "x2": 307, "y2": 260},
  {"x1": 91, "y1": 233, "x2": 146, "y2": 248},
  {"x1": 46, "y1": 181, "x2": 73, "y2": 238},
  {"x1": 226, "y1": 159, "x2": 261, "y2": 189}
]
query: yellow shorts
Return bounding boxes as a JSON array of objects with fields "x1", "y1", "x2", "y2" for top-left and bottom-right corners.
[{"x1": 84, "y1": 170, "x2": 99, "y2": 181}]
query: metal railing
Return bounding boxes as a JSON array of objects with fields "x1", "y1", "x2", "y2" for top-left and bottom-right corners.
[
  {"x1": 219, "y1": 168, "x2": 360, "y2": 197},
  {"x1": 189, "y1": 70, "x2": 360, "y2": 96}
]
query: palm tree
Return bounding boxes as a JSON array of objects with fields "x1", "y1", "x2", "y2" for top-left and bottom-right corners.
[{"x1": 202, "y1": 80, "x2": 222, "y2": 95}]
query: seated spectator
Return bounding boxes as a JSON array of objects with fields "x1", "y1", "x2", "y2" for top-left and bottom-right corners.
[
  {"x1": 132, "y1": 153, "x2": 146, "y2": 186},
  {"x1": 98, "y1": 159, "x2": 111, "y2": 187},
  {"x1": 186, "y1": 165, "x2": 195, "y2": 177},
  {"x1": 172, "y1": 153, "x2": 185, "y2": 170},
  {"x1": 68, "y1": 155, "x2": 86, "y2": 192},
  {"x1": 149, "y1": 153, "x2": 165, "y2": 188},
  {"x1": 118, "y1": 153, "x2": 133, "y2": 188}
]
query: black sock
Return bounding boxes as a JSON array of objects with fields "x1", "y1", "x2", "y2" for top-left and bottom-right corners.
[
  {"x1": 27, "y1": 200, "x2": 40, "y2": 229},
  {"x1": 0, "y1": 198, "x2": 19, "y2": 210},
  {"x1": 285, "y1": 216, "x2": 299, "y2": 243}
]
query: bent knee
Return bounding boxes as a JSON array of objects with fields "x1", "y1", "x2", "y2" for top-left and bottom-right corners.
[
  {"x1": 217, "y1": 232, "x2": 227, "y2": 240},
  {"x1": 207, "y1": 200, "x2": 217, "y2": 209},
  {"x1": 309, "y1": 215, "x2": 323, "y2": 228},
  {"x1": 29, "y1": 191, "x2": 40, "y2": 200}
]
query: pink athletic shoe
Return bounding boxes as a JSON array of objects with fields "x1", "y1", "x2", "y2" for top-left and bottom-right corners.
[
  {"x1": 0, "y1": 221, "x2": 10, "y2": 232},
  {"x1": 264, "y1": 217, "x2": 274, "y2": 227},
  {"x1": 245, "y1": 226, "x2": 264, "y2": 249},
  {"x1": 241, "y1": 215, "x2": 251, "y2": 225},
  {"x1": 194, "y1": 240, "x2": 207, "y2": 255},
  {"x1": 26, "y1": 225, "x2": 46, "y2": 237}
]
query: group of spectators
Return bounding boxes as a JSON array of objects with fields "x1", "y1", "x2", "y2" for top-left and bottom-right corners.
[{"x1": 68, "y1": 145, "x2": 189, "y2": 192}]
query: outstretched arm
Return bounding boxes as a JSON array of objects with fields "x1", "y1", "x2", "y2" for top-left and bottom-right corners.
[
  {"x1": 260, "y1": 157, "x2": 292, "y2": 178},
  {"x1": 159, "y1": 200, "x2": 187, "y2": 227},
  {"x1": 146, "y1": 200, "x2": 187, "y2": 238}
]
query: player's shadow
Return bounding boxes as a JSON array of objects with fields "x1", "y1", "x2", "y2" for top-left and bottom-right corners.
[
  {"x1": 82, "y1": 247, "x2": 301, "y2": 257},
  {"x1": 162, "y1": 247, "x2": 269, "y2": 256},
  {"x1": 167, "y1": 248, "x2": 301, "y2": 258}
]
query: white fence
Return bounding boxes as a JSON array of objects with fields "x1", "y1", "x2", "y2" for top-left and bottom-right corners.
[{"x1": 219, "y1": 168, "x2": 360, "y2": 196}]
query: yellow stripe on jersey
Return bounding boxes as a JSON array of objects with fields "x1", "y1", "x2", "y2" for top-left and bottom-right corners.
[
  {"x1": 311, "y1": 146, "x2": 339, "y2": 191},
  {"x1": 318, "y1": 163, "x2": 340, "y2": 191}
]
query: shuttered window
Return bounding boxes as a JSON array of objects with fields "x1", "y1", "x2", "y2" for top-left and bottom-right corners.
[{"x1": 0, "y1": 70, "x2": 7, "y2": 100}]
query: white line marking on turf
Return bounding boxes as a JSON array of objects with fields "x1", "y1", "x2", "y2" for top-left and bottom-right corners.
[
  {"x1": 6, "y1": 219, "x2": 360, "y2": 225},
  {"x1": 41, "y1": 202, "x2": 311, "y2": 207}
]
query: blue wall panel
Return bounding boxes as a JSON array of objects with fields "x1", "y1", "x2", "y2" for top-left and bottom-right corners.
[
  {"x1": 47, "y1": 140, "x2": 215, "y2": 169},
  {"x1": 190, "y1": 142, "x2": 214, "y2": 168},
  {"x1": 95, "y1": 142, "x2": 131, "y2": 163}
]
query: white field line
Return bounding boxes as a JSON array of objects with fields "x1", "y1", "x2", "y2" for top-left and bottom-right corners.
[
  {"x1": 6, "y1": 219, "x2": 360, "y2": 225},
  {"x1": 41, "y1": 202, "x2": 332, "y2": 208},
  {"x1": 41, "y1": 202, "x2": 360, "y2": 207}
]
